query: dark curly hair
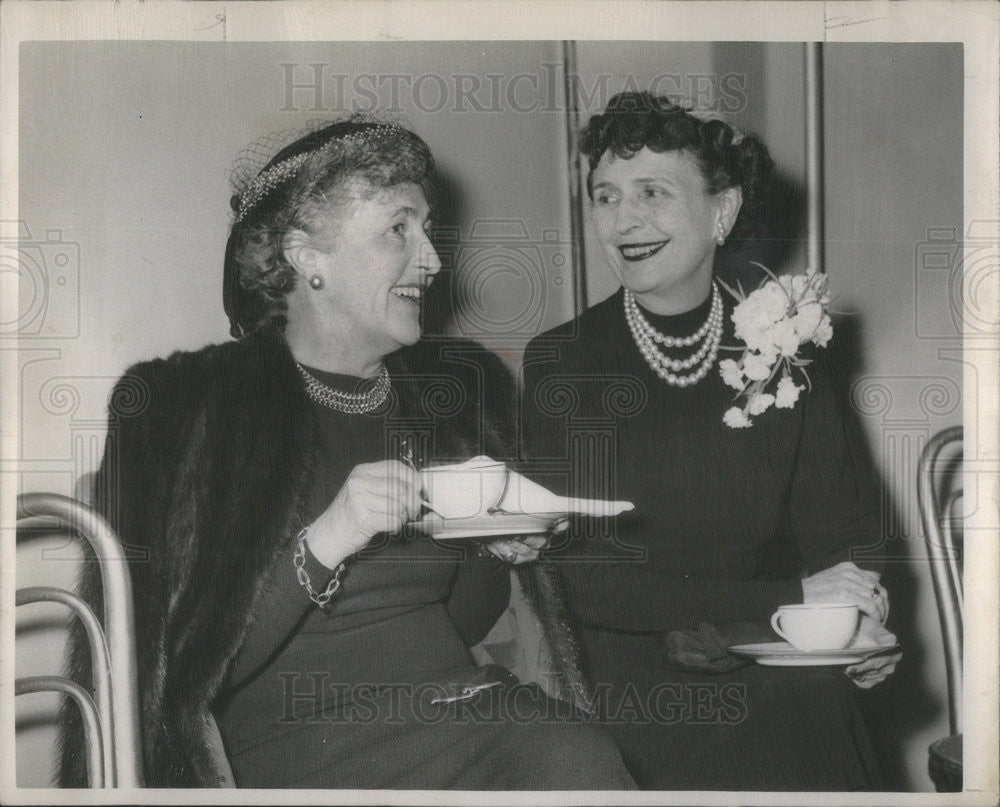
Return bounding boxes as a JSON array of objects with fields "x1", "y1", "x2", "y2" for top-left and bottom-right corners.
[
  {"x1": 580, "y1": 91, "x2": 773, "y2": 244},
  {"x1": 223, "y1": 114, "x2": 437, "y2": 338}
]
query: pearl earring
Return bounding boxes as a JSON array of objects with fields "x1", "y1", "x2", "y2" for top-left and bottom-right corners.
[
  {"x1": 309, "y1": 275, "x2": 324, "y2": 290},
  {"x1": 715, "y1": 223, "x2": 726, "y2": 246}
]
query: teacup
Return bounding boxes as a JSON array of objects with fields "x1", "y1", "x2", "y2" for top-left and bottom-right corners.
[
  {"x1": 420, "y1": 457, "x2": 508, "y2": 520},
  {"x1": 770, "y1": 603, "x2": 860, "y2": 652}
]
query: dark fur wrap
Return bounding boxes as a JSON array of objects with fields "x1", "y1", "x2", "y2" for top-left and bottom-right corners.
[
  {"x1": 58, "y1": 328, "x2": 571, "y2": 788},
  {"x1": 513, "y1": 562, "x2": 594, "y2": 715}
]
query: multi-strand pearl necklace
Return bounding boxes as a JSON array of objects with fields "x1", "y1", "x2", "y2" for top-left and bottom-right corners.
[
  {"x1": 623, "y1": 282, "x2": 723, "y2": 388},
  {"x1": 296, "y1": 363, "x2": 391, "y2": 413}
]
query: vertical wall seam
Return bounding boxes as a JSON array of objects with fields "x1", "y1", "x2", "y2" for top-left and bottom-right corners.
[
  {"x1": 805, "y1": 42, "x2": 825, "y2": 274},
  {"x1": 561, "y1": 40, "x2": 588, "y2": 315}
]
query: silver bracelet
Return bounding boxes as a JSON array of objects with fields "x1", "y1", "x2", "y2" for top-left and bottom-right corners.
[{"x1": 292, "y1": 527, "x2": 346, "y2": 608}]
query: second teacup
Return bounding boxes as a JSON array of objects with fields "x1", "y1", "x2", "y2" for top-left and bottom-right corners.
[{"x1": 770, "y1": 603, "x2": 860, "y2": 652}]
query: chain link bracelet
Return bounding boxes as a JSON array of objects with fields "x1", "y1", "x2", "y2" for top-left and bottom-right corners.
[{"x1": 292, "y1": 527, "x2": 346, "y2": 608}]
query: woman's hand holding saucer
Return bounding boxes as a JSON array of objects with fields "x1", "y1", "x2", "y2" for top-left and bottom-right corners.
[
  {"x1": 308, "y1": 460, "x2": 423, "y2": 568},
  {"x1": 485, "y1": 535, "x2": 548, "y2": 564},
  {"x1": 802, "y1": 561, "x2": 889, "y2": 623},
  {"x1": 484, "y1": 515, "x2": 572, "y2": 563},
  {"x1": 844, "y1": 615, "x2": 902, "y2": 689}
]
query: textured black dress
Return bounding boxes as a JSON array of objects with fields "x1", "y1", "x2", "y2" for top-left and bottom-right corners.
[
  {"x1": 215, "y1": 357, "x2": 634, "y2": 790},
  {"x1": 522, "y1": 286, "x2": 886, "y2": 790}
]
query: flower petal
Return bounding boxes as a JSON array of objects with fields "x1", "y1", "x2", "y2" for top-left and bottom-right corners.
[{"x1": 723, "y1": 407, "x2": 752, "y2": 428}]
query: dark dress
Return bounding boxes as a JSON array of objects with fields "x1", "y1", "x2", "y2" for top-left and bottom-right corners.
[
  {"x1": 522, "y1": 286, "x2": 886, "y2": 790},
  {"x1": 215, "y1": 359, "x2": 634, "y2": 790}
]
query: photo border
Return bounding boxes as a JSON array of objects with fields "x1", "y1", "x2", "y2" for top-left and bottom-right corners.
[{"x1": 2, "y1": 2, "x2": 997, "y2": 805}]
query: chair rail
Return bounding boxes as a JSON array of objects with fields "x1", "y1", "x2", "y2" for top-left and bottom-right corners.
[
  {"x1": 16, "y1": 492, "x2": 144, "y2": 787},
  {"x1": 17, "y1": 586, "x2": 116, "y2": 785},
  {"x1": 916, "y1": 425, "x2": 963, "y2": 736},
  {"x1": 942, "y1": 490, "x2": 964, "y2": 604},
  {"x1": 16, "y1": 676, "x2": 104, "y2": 788}
]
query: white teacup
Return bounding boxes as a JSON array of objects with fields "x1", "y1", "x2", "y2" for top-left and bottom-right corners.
[
  {"x1": 420, "y1": 457, "x2": 508, "y2": 520},
  {"x1": 770, "y1": 603, "x2": 860, "y2": 652}
]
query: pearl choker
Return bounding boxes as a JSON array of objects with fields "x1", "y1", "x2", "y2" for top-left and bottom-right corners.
[
  {"x1": 623, "y1": 283, "x2": 723, "y2": 388},
  {"x1": 296, "y1": 363, "x2": 391, "y2": 413}
]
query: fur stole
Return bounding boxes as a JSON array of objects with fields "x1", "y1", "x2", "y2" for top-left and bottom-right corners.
[
  {"x1": 57, "y1": 329, "x2": 586, "y2": 787},
  {"x1": 59, "y1": 329, "x2": 319, "y2": 787}
]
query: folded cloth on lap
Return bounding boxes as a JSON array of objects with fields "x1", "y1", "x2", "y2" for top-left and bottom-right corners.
[{"x1": 660, "y1": 622, "x2": 776, "y2": 674}]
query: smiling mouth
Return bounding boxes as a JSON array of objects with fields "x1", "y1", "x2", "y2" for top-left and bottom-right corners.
[
  {"x1": 390, "y1": 285, "x2": 423, "y2": 304},
  {"x1": 618, "y1": 241, "x2": 669, "y2": 262}
]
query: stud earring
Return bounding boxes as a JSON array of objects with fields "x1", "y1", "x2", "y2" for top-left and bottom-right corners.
[{"x1": 309, "y1": 275, "x2": 324, "y2": 290}]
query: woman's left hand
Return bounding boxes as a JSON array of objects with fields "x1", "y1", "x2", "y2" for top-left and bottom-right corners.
[
  {"x1": 485, "y1": 535, "x2": 548, "y2": 564},
  {"x1": 844, "y1": 615, "x2": 902, "y2": 689}
]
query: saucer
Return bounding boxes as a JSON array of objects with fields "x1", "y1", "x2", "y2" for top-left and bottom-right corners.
[
  {"x1": 727, "y1": 641, "x2": 901, "y2": 667},
  {"x1": 406, "y1": 511, "x2": 568, "y2": 541}
]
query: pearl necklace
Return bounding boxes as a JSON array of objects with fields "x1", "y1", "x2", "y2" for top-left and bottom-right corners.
[
  {"x1": 623, "y1": 283, "x2": 723, "y2": 388},
  {"x1": 296, "y1": 363, "x2": 391, "y2": 413}
]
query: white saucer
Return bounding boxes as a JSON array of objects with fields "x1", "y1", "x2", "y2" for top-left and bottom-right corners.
[
  {"x1": 407, "y1": 511, "x2": 568, "y2": 541},
  {"x1": 727, "y1": 641, "x2": 901, "y2": 667}
]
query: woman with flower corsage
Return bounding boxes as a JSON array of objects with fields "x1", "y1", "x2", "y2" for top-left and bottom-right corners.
[
  {"x1": 523, "y1": 92, "x2": 901, "y2": 790},
  {"x1": 59, "y1": 115, "x2": 635, "y2": 790}
]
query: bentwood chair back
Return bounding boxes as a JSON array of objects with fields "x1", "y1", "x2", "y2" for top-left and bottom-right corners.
[
  {"x1": 15, "y1": 492, "x2": 144, "y2": 788},
  {"x1": 15, "y1": 491, "x2": 572, "y2": 788},
  {"x1": 916, "y1": 425, "x2": 963, "y2": 791}
]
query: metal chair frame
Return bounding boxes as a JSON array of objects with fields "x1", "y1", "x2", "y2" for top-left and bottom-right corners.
[
  {"x1": 916, "y1": 425, "x2": 963, "y2": 737},
  {"x1": 15, "y1": 676, "x2": 104, "y2": 787},
  {"x1": 15, "y1": 492, "x2": 144, "y2": 788},
  {"x1": 917, "y1": 426, "x2": 962, "y2": 735},
  {"x1": 916, "y1": 427, "x2": 965, "y2": 793}
]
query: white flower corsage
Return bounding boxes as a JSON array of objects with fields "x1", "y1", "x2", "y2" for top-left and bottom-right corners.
[{"x1": 717, "y1": 263, "x2": 832, "y2": 428}]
